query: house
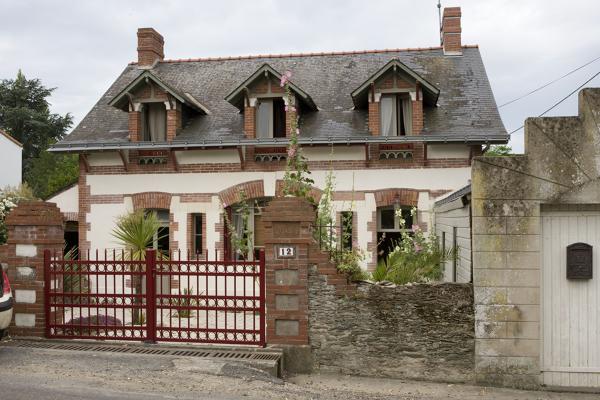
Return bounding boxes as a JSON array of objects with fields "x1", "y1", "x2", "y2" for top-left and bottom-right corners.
[
  {"x1": 0, "y1": 129, "x2": 22, "y2": 188},
  {"x1": 49, "y1": 6, "x2": 507, "y2": 269},
  {"x1": 433, "y1": 184, "x2": 472, "y2": 282}
]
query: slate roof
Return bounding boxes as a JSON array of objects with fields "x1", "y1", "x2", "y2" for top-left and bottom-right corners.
[
  {"x1": 56, "y1": 46, "x2": 507, "y2": 149},
  {"x1": 434, "y1": 184, "x2": 472, "y2": 207}
]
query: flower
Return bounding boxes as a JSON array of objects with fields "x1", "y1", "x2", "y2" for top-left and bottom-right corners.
[
  {"x1": 284, "y1": 105, "x2": 289, "y2": 112},
  {"x1": 296, "y1": 128, "x2": 300, "y2": 135},
  {"x1": 280, "y1": 71, "x2": 292, "y2": 87},
  {"x1": 291, "y1": 106, "x2": 296, "y2": 113},
  {"x1": 414, "y1": 243, "x2": 422, "y2": 253},
  {"x1": 287, "y1": 145, "x2": 297, "y2": 158},
  {"x1": 412, "y1": 224, "x2": 421, "y2": 232}
]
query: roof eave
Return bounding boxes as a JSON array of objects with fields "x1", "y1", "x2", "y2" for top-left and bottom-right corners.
[{"x1": 49, "y1": 134, "x2": 509, "y2": 153}]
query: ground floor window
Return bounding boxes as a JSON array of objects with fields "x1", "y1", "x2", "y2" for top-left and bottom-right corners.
[
  {"x1": 340, "y1": 211, "x2": 354, "y2": 250},
  {"x1": 376, "y1": 205, "x2": 414, "y2": 262},
  {"x1": 191, "y1": 213, "x2": 203, "y2": 256},
  {"x1": 146, "y1": 209, "x2": 170, "y2": 252},
  {"x1": 229, "y1": 198, "x2": 270, "y2": 261},
  {"x1": 64, "y1": 221, "x2": 78, "y2": 256}
]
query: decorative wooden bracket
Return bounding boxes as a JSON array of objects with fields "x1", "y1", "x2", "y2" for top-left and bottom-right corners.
[
  {"x1": 170, "y1": 150, "x2": 179, "y2": 172},
  {"x1": 238, "y1": 147, "x2": 245, "y2": 170},
  {"x1": 118, "y1": 150, "x2": 128, "y2": 172}
]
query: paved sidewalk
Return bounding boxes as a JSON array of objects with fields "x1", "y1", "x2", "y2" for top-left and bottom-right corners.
[{"x1": 0, "y1": 340, "x2": 597, "y2": 399}]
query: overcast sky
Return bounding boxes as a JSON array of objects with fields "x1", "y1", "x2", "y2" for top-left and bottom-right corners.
[{"x1": 1, "y1": 0, "x2": 599, "y2": 152}]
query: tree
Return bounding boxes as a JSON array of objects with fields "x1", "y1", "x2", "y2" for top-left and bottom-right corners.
[
  {"x1": 0, "y1": 70, "x2": 74, "y2": 196},
  {"x1": 25, "y1": 151, "x2": 78, "y2": 199},
  {"x1": 484, "y1": 145, "x2": 513, "y2": 157}
]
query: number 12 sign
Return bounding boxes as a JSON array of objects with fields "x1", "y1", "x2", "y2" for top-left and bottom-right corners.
[{"x1": 277, "y1": 246, "x2": 296, "y2": 258}]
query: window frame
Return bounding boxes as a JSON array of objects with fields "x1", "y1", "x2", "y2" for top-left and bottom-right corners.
[
  {"x1": 379, "y1": 93, "x2": 412, "y2": 137},
  {"x1": 141, "y1": 101, "x2": 168, "y2": 142},
  {"x1": 256, "y1": 97, "x2": 286, "y2": 138},
  {"x1": 377, "y1": 205, "x2": 415, "y2": 232},
  {"x1": 191, "y1": 213, "x2": 204, "y2": 256}
]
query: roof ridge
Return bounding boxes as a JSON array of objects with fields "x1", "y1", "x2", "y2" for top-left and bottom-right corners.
[
  {"x1": 128, "y1": 45, "x2": 479, "y2": 65},
  {"x1": 0, "y1": 128, "x2": 23, "y2": 147}
]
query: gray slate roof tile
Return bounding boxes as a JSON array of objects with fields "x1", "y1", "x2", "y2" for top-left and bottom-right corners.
[{"x1": 60, "y1": 47, "x2": 506, "y2": 145}]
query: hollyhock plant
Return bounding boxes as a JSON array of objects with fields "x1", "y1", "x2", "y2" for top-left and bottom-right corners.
[{"x1": 281, "y1": 71, "x2": 315, "y2": 202}]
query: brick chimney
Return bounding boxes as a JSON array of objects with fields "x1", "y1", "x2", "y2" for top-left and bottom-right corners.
[
  {"x1": 441, "y1": 7, "x2": 462, "y2": 55},
  {"x1": 137, "y1": 28, "x2": 164, "y2": 66}
]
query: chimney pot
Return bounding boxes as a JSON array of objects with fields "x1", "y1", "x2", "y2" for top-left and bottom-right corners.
[
  {"x1": 441, "y1": 7, "x2": 462, "y2": 55},
  {"x1": 137, "y1": 28, "x2": 164, "y2": 66}
]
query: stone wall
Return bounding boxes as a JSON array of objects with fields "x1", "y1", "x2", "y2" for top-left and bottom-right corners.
[
  {"x1": 471, "y1": 88, "x2": 600, "y2": 389},
  {"x1": 308, "y1": 267, "x2": 475, "y2": 383}
]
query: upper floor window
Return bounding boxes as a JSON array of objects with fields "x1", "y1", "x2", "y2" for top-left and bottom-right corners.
[
  {"x1": 256, "y1": 98, "x2": 286, "y2": 139},
  {"x1": 142, "y1": 102, "x2": 167, "y2": 142},
  {"x1": 380, "y1": 94, "x2": 412, "y2": 136}
]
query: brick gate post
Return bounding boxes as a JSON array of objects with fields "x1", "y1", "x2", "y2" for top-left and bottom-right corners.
[
  {"x1": 262, "y1": 197, "x2": 315, "y2": 372},
  {"x1": 3, "y1": 201, "x2": 64, "y2": 337}
]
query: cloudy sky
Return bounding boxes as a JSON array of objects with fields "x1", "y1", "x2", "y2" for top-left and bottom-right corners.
[{"x1": 1, "y1": 0, "x2": 599, "y2": 152}]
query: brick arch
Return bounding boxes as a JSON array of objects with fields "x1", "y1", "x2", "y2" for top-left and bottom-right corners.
[
  {"x1": 131, "y1": 192, "x2": 172, "y2": 210},
  {"x1": 275, "y1": 180, "x2": 323, "y2": 204},
  {"x1": 373, "y1": 188, "x2": 419, "y2": 208},
  {"x1": 218, "y1": 180, "x2": 265, "y2": 207}
]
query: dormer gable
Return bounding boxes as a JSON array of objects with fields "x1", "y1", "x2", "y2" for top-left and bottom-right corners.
[
  {"x1": 225, "y1": 64, "x2": 317, "y2": 139},
  {"x1": 109, "y1": 70, "x2": 209, "y2": 142},
  {"x1": 352, "y1": 59, "x2": 440, "y2": 136}
]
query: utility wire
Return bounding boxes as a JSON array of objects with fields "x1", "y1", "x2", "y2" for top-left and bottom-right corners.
[
  {"x1": 499, "y1": 55, "x2": 600, "y2": 108},
  {"x1": 507, "y1": 70, "x2": 600, "y2": 136}
]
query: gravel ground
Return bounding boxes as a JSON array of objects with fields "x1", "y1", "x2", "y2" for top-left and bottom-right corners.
[{"x1": 0, "y1": 340, "x2": 597, "y2": 400}]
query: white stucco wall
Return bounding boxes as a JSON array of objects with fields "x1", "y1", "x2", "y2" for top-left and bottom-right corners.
[
  {"x1": 0, "y1": 133, "x2": 22, "y2": 188},
  {"x1": 47, "y1": 184, "x2": 79, "y2": 213},
  {"x1": 84, "y1": 166, "x2": 470, "y2": 269},
  {"x1": 427, "y1": 144, "x2": 470, "y2": 159}
]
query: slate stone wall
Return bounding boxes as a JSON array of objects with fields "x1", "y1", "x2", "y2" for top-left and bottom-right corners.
[{"x1": 308, "y1": 265, "x2": 475, "y2": 383}]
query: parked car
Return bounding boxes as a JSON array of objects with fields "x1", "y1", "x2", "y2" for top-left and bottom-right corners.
[{"x1": 0, "y1": 264, "x2": 13, "y2": 339}]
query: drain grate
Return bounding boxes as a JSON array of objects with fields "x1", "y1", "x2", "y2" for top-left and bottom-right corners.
[{"x1": 8, "y1": 340, "x2": 282, "y2": 362}]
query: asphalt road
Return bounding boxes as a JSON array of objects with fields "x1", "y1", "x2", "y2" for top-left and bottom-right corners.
[
  {"x1": 0, "y1": 374, "x2": 237, "y2": 400},
  {"x1": 1, "y1": 339, "x2": 599, "y2": 400}
]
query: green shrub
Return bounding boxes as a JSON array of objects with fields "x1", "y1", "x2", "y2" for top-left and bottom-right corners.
[{"x1": 371, "y1": 208, "x2": 453, "y2": 285}]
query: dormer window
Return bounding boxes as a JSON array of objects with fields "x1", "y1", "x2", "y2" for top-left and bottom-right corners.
[
  {"x1": 225, "y1": 64, "x2": 318, "y2": 140},
  {"x1": 256, "y1": 98, "x2": 286, "y2": 138},
  {"x1": 380, "y1": 94, "x2": 412, "y2": 136},
  {"x1": 142, "y1": 102, "x2": 167, "y2": 141}
]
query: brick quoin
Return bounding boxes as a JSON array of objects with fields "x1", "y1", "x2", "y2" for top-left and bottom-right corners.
[
  {"x1": 244, "y1": 106, "x2": 256, "y2": 139},
  {"x1": 368, "y1": 102, "x2": 380, "y2": 136},
  {"x1": 129, "y1": 111, "x2": 142, "y2": 142}
]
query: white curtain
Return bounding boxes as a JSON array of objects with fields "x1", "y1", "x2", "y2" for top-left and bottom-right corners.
[
  {"x1": 380, "y1": 96, "x2": 395, "y2": 136},
  {"x1": 257, "y1": 99, "x2": 273, "y2": 138},
  {"x1": 402, "y1": 98, "x2": 412, "y2": 135},
  {"x1": 147, "y1": 103, "x2": 166, "y2": 142}
]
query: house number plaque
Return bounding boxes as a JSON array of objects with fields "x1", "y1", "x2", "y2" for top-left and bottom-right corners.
[
  {"x1": 566, "y1": 242, "x2": 593, "y2": 280},
  {"x1": 277, "y1": 246, "x2": 296, "y2": 259}
]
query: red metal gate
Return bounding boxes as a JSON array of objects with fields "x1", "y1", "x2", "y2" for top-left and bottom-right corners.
[{"x1": 44, "y1": 249, "x2": 265, "y2": 346}]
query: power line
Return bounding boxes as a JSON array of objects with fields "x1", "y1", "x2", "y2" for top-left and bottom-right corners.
[
  {"x1": 507, "y1": 70, "x2": 600, "y2": 136},
  {"x1": 499, "y1": 55, "x2": 600, "y2": 108}
]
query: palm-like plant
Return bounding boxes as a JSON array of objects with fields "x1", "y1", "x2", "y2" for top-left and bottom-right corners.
[
  {"x1": 111, "y1": 210, "x2": 167, "y2": 324},
  {"x1": 112, "y1": 210, "x2": 162, "y2": 261}
]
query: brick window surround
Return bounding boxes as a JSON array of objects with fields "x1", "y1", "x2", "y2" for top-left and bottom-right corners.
[{"x1": 131, "y1": 192, "x2": 172, "y2": 210}]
